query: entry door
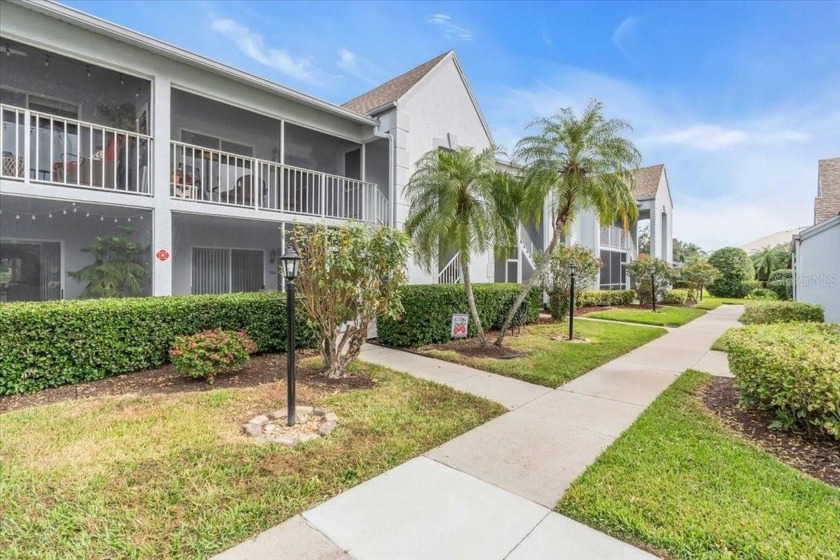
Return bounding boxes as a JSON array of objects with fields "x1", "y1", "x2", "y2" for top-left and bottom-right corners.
[{"x1": 0, "y1": 240, "x2": 62, "y2": 302}]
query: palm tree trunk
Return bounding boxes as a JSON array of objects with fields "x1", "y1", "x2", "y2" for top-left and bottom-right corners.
[
  {"x1": 461, "y1": 259, "x2": 487, "y2": 346},
  {"x1": 495, "y1": 217, "x2": 565, "y2": 347}
]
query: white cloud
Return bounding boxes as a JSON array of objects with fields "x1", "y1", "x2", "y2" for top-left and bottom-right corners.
[
  {"x1": 210, "y1": 17, "x2": 319, "y2": 84},
  {"x1": 611, "y1": 17, "x2": 640, "y2": 54},
  {"x1": 428, "y1": 13, "x2": 473, "y2": 41},
  {"x1": 642, "y1": 125, "x2": 809, "y2": 151},
  {"x1": 483, "y1": 65, "x2": 839, "y2": 251},
  {"x1": 336, "y1": 48, "x2": 383, "y2": 85}
]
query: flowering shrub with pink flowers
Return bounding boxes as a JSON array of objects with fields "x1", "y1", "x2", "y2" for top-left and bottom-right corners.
[{"x1": 170, "y1": 328, "x2": 257, "y2": 384}]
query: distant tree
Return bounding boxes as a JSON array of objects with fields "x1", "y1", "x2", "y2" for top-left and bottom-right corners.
[
  {"x1": 767, "y1": 268, "x2": 794, "y2": 300},
  {"x1": 536, "y1": 245, "x2": 601, "y2": 319},
  {"x1": 625, "y1": 255, "x2": 677, "y2": 308},
  {"x1": 494, "y1": 100, "x2": 640, "y2": 347},
  {"x1": 751, "y1": 244, "x2": 791, "y2": 281},
  {"x1": 707, "y1": 247, "x2": 755, "y2": 298},
  {"x1": 680, "y1": 259, "x2": 720, "y2": 302},
  {"x1": 673, "y1": 239, "x2": 707, "y2": 263},
  {"x1": 68, "y1": 226, "x2": 148, "y2": 298},
  {"x1": 637, "y1": 225, "x2": 650, "y2": 255}
]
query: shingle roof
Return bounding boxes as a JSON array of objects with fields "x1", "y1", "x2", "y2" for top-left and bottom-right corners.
[
  {"x1": 815, "y1": 157, "x2": 840, "y2": 224},
  {"x1": 629, "y1": 164, "x2": 664, "y2": 201},
  {"x1": 342, "y1": 52, "x2": 451, "y2": 115}
]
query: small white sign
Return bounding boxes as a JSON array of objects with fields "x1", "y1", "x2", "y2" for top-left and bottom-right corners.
[{"x1": 451, "y1": 313, "x2": 469, "y2": 338}]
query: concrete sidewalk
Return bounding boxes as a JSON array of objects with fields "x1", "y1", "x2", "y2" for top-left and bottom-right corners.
[{"x1": 213, "y1": 305, "x2": 743, "y2": 560}]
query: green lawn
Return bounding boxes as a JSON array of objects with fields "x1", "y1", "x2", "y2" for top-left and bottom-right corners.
[
  {"x1": 584, "y1": 305, "x2": 706, "y2": 327},
  {"x1": 694, "y1": 295, "x2": 751, "y2": 310},
  {"x1": 0, "y1": 361, "x2": 503, "y2": 559},
  {"x1": 557, "y1": 370, "x2": 840, "y2": 560},
  {"x1": 419, "y1": 320, "x2": 666, "y2": 388},
  {"x1": 711, "y1": 331, "x2": 731, "y2": 351}
]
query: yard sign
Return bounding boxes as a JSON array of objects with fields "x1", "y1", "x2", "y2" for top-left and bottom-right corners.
[{"x1": 451, "y1": 313, "x2": 469, "y2": 338}]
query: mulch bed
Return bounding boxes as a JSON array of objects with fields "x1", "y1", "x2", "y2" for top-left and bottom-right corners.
[
  {"x1": 416, "y1": 330, "x2": 522, "y2": 359},
  {"x1": 0, "y1": 351, "x2": 375, "y2": 415},
  {"x1": 700, "y1": 377, "x2": 839, "y2": 487}
]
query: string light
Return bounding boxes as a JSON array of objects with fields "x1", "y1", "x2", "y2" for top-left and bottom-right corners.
[
  {"x1": 86, "y1": 64, "x2": 91, "y2": 78},
  {"x1": 119, "y1": 73, "x2": 124, "y2": 85},
  {"x1": 44, "y1": 55, "x2": 50, "y2": 67},
  {"x1": 7, "y1": 203, "x2": 147, "y2": 224}
]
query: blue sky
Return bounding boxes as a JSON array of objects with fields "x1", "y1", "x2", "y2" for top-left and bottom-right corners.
[{"x1": 69, "y1": 0, "x2": 840, "y2": 250}]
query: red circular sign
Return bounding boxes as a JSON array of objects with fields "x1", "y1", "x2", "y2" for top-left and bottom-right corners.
[{"x1": 156, "y1": 249, "x2": 170, "y2": 262}]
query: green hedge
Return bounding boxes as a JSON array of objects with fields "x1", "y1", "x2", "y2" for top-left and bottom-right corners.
[
  {"x1": 662, "y1": 289, "x2": 689, "y2": 304},
  {"x1": 377, "y1": 283, "x2": 541, "y2": 347},
  {"x1": 740, "y1": 301, "x2": 824, "y2": 325},
  {"x1": 576, "y1": 289, "x2": 635, "y2": 307},
  {"x1": 0, "y1": 292, "x2": 316, "y2": 396},
  {"x1": 723, "y1": 323, "x2": 840, "y2": 440},
  {"x1": 767, "y1": 269, "x2": 793, "y2": 300}
]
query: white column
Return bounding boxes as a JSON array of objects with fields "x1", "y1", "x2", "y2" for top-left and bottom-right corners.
[{"x1": 151, "y1": 77, "x2": 173, "y2": 296}]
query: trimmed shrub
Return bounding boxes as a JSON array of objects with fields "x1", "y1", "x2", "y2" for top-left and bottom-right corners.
[
  {"x1": 708, "y1": 247, "x2": 755, "y2": 298},
  {"x1": 741, "y1": 279, "x2": 762, "y2": 293},
  {"x1": 767, "y1": 269, "x2": 793, "y2": 300},
  {"x1": 170, "y1": 328, "x2": 257, "y2": 384},
  {"x1": 0, "y1": 292, "x2": 316, "y2": 396},
  {"x1": 376, "y1": 283, "x2": 541, "y2": 347},
  {"x1": 722, "y1": 323, "x2": 840, "y2": 440},
  {"x1": 740, "y1": 301, "x2": 824, "y2": 325},
  {"x1": 663, "y1": 289, "x2": 689, "y2": 304},
  {"x1": 745, "y1": 288, "x2": 779, "y2": 301},
  {"x1": 576, "y1": 289, "x2": 635, "y2": 307}
]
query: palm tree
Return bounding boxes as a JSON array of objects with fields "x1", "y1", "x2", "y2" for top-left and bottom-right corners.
[
  {"x1": 751, "y1": 244, "x2": 789, "y2": 281},
  {"x1": 495, "y1": 100, "x2": 641, "y2": 347},
  {"x1": 404, "y1": 146, "x2": 515, "y2": 346}
]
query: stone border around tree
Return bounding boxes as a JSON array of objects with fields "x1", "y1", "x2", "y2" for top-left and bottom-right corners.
[{"x1": 242, "y1": 406, "x2": 338, "y2": 446}]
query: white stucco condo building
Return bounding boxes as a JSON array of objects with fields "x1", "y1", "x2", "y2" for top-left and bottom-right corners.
[
  {"x1": 792, "y1": 157, "x2": 840, "y2": 323},
  {"x1": 0, "y1": 0, "x2": 675, "y2": 302},
  {"x1": 1, "y1": 0, "x2": 391, "y2": 301}
]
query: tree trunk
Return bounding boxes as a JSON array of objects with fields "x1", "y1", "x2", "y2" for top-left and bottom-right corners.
[
  {"x1": 495, "y1": 216, "x2": 565, "y2": 347},
  {"x1": 461, "y1": 259, "x2": 487, "y2": 346}
]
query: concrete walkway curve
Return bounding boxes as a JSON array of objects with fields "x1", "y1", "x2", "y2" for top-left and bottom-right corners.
[{"x1": 213, "y1": 305, "x2": 743, "y2": 560}]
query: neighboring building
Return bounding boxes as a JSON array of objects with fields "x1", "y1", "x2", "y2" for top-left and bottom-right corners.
[
  {"x1": 793, "y1": 157, "x2": 840, "y2": 322},
  {"x1": 742, "y1": 227, "x2": 806, "y2": 255},
  {"x1": 0, "y1": 0, "x2": 674, "y2": 302}
]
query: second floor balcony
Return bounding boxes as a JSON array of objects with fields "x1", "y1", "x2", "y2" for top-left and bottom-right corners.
[{"x1": 0, "y1": 39, "x2": 389, "y2": 225}]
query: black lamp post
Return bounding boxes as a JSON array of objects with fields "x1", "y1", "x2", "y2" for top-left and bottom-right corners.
[
  {"x1": 650, "y1": 272, "x2": 657, "y2": 312},
  {"x1": 279, "y1": 246, "x2": 300, "y2": 427},
  {"x1": 568, "y1": 261, "x2": 577, "y2": 341}
]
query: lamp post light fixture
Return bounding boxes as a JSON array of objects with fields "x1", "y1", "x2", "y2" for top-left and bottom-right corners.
[
  {"x1": 568, "y1": 261, "x2": 577, "y2": 341},
  {"x1": 279, "y1": 246, "x2": 301, "y2": 427}
]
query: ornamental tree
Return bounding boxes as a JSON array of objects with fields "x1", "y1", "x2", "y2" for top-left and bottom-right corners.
[
  {"x1": 536, "y1": 244, "x2": 601, "y2": 319},
  {"x1": 625, "y1": 255, "x2": 677, "y2": 308},
  {"x1": 294, "y1": 223, "x2": 409, "y2": 379},
  {"x1": 707, "y1": 247, "x2": 755, "y2": 298},
  {"x1": 680, "y1": 259, "x2": 720, "y2": 302}
]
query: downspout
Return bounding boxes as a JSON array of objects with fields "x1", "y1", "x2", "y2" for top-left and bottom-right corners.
[{"x1": 372, "y1": 123, "x2": 395, "y2": 228}]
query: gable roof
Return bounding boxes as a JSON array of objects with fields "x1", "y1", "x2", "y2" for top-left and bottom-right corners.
[
  {"x1": 342, "y1": 51, "x2": 451, "y2": 115},
  {"x1": 815, "y1": 157, "x2": 840, "y2": 224},
  {"x1": 630, "y1": 164, "x2": 665, "y2": 202}
]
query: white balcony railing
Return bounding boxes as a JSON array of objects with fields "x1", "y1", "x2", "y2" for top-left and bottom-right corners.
[
  {"x1": 438, "y1": 252, "x2": 463, "y2": 284},
  {"x1": 0, "y1": 104, "x2": 153, "y2": 195},
  {"x1": 600, "y1": 225, "x2": 634, "y2": 253},
  {"x1": 171, "y1": 141, "x2": 387, "y2": 224}
]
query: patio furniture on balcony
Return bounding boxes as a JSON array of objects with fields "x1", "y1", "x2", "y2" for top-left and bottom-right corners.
[{"x1": 0, "y1": 103, "x2": 153, "y2": 194}]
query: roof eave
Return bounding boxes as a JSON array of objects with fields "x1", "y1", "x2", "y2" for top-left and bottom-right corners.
[{"x1": 11, "y1": 0, "x2": 378, "y2": 126}]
